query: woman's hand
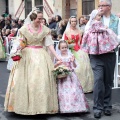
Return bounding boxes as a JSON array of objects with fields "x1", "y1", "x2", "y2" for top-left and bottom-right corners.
[
  {"x1": 56, "y1": 55, "x2": 62, "y2": 62},
  {"x1": 54, "y1": 60, "x2": 63, "y2": 68}
]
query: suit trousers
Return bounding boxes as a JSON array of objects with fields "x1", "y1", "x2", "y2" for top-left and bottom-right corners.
[{"x1": 90, "y1": 53, "x2": 116, "y2": 112}]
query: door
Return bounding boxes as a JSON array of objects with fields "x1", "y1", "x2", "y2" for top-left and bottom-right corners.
[
  {"x1": 35, "y1": 0, "x2": 43, "y2": 11},
  {"x1": 25, "y1": 0, "x2": 32, "y2": 17},
  {"x1": 82, "y1": 0, "x2": 95, "y2": 15}
]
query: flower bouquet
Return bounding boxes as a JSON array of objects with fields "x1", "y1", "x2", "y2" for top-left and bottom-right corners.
[
  {"x1": 67, "y1": 39, "x2": 75, "y2": 44},
  {"x1": 53, "y1": 65, "x2": 71, "y2": 79},
  {"x1": 11, "y1": 54, "x2": 21, "y2": 61}
]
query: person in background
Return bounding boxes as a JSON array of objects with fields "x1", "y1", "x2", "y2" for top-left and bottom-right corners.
[
  {"x1": 51, "y1": 29, "x2": 58, "y2": 41},
  {"x1": 4, "y1": 20, "x2": 11, "y2": 30},
  {"x1": 58, "y1": 19, "x2": 68, "y2": 35},
  {"x1": 84, "y1": 15, "x2": 90, "y2": 25},
  {"x1": 11, "y1": 20, "x2": 18, "y2": 29},
  {"x1": 0, "y1": 16, "x2": 5, "y2": 30},
  {"x1": 51, "y1": 29, "x2": 58, "y2": 51},
  {"x1": 5, "y1": 29, "x2": 10, "y2": 36},
  {"x1": 63, "y1": 16, "x2": 94, "y2": 93},
  {"x1": 48, "y1": 17, "x2": 56, "y2": 29},
  {"x1": 41, "y1": 18, "x2": 48, "y2": 26},
  {"x1": 55, "y1": 15, "x2": 62, "y2": 34},
  {"x1": 57, "y1": 34, "x2": 62, "y2": 41},
  {"x1": 1, "y1": 28, "x2": 6, "y2": 37},
  {"x1": 55, "y1": 15, "x2": 62, "y2": 23},
  {"x1": 7, "y1": 14, "x2": 12, "y2": 23},
  {"x1": 17, "y1": 19, "x2": 23, "y2": 29},
  {"x1": 0, "y1": 30, "x2": 6, "y2": 59},
  {"x1": 79, "y1": 16, "x2": 86, "y2": 34},
  {"x1": 8, "y1": 28, "x2": 17, "y2": 40}
]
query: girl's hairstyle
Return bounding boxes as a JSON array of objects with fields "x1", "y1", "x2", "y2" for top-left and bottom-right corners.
[
  {"x1": 30, "y1": 11, "x2": 43, "y2": 21},
  {"x1": 69, "y1": 16, "x2": 77, "y2": 24},
  {"x1": 58, "y1": 40, "x2": 68, "y2": 49}
]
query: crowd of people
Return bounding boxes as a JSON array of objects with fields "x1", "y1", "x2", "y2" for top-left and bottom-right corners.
[
  {"x1": 0, "y1": 14, "x2": 24, "y2": 39},
  {"x1": 0, "y1": 0, "x2": 120, "y2": 119}
]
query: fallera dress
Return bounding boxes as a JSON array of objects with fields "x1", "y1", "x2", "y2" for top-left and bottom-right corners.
[
  {"x1": 4, "y1": 24, "x2": 58, "y2": 115},
  {"x1": 81, "y1": 20, "x2": 119, "y2": 54},
  {"x1": 0, "y1": 38, "x2": 6, "y2": 59},
  {"x1": 64, "y1": 33, "x2": 94, "y2": 93},
  {"x1": 57, "y1": 53, "x2": 89, "y2": 113}
]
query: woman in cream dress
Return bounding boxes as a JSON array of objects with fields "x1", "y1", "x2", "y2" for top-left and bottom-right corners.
[
  {"x1": 4, "y1": 10, "x2": 60, "y2": 115},
  {"x1": 63, "y1": 16, "x2": 94, "y2": 93}
]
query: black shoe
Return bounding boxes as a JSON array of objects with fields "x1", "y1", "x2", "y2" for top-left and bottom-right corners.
[
  {"x1": 94, "y1": 112, "x2": 102, "y2": 118},
  {"x1": 104, "y1": 110, "x2": 111, "y2": 116}
]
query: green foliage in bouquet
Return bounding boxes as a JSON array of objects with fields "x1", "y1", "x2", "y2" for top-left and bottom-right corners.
[{"x1": 53, "y1": 65, "x2": 71, "y2": 78}]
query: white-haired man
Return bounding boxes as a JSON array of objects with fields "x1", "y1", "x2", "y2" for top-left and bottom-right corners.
[{"x1": 90, "y1": 0, "x2": 120, "y2": 118}]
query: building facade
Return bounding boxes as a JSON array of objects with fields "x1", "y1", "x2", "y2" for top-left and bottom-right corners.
[
  {"x1": 0, "y1": 0, "x2": 8, "y2": 16},
  {"x1": 4, "y1": 0, "x2": 120, "y2": 20}
]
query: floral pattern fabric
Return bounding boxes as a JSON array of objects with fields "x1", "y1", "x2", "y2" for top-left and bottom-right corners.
[
  {"x1": 57, "y1": 54, "x2": 89, "y2": 113},
  {"x1": 81, "y1": 20, "x2": 119, "y2": 55}
]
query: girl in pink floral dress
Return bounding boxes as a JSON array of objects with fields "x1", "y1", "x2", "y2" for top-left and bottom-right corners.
[
  {"x1": 81, "y1": 10, "x2": 118, "y2": 54},
  {"x1": 55, "y1": 40, "x2": 89, "y2": 113}
]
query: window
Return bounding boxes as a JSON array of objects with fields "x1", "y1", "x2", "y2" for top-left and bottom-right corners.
[
  {"x1": 35, "y1": 0, "x2": 43, "y2": 11},
  {"x1": 70, "y1": 9, "x2": 77, "y2": 16},
  {"x1": 25, "y1": 0, "x2": 32, "y2": 17},
  {"x1": 82, "y1": 0, "x2": 95, "y2": 15}
]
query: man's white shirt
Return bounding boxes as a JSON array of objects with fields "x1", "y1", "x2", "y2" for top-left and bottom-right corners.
[{"x1": 103, "y1": 15, "x2": 120, "y2": 43}]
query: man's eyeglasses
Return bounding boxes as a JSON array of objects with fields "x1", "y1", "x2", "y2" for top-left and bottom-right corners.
[{"x1": 98, "y1": 5, "x2": 110, "y2": 8}]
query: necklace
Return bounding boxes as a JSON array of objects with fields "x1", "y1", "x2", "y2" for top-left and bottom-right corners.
[
  {"x1": 31, "y1": 23, "x2": 40, "y2": 32},
  {"x1": 70, "y1": 26, "x2": 76, "y2": 30}
]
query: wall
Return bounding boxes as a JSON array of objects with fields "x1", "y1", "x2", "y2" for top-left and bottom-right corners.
[
  {"x1": 43, "y1": 0, "x2": 54, "y2": 21},
  {"x1": 112, "y1": 0, "x2": 120, "y2": 15},
  {"x1": 0, "y1": 0, "x2": 6, "y2": 15},
  {"x1": 54, "y1": 0, "x2": 63, "y2": 16},
  {"x1": 70, "y1": 0, "x2": 77, "y2": 16},
  {"x1": 9, "y1": 0, "x2": 25, "y2": 19}
]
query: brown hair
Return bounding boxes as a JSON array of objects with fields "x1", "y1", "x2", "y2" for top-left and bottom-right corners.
[
  {"x1": 57, "y1": 34, "x2": 62, "y2": 40},
  {"x1": 30, "y1": 11, "x2": 43, "y2": 21},
  {"x1": 78, "y1": 15, "x2": 84, "y2": 24},
  {"x1": 58, "y1": 40, "x2": 68, "y2": 49}
]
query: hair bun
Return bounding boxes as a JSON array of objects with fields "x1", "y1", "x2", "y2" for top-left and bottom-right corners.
[{"x1": 30, "y1": 13, "x2": 37, "y2": 21}]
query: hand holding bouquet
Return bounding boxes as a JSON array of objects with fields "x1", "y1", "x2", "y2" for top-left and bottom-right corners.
[
  {"x1": 10, "y1": 38, "x2": 26, "y2": 61},
  {"x1": 53, "y1": 64, "x2": 71, "y2": 79}
]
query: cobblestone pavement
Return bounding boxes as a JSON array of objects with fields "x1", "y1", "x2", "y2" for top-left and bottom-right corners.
[{"x1": 0, "y1": 62, "x2": 120, "y2": 120}]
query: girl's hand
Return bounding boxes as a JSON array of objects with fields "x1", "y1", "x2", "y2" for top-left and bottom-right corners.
[{"x1": 70, "y1": 55, "x2": 75, "y2": 62}]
